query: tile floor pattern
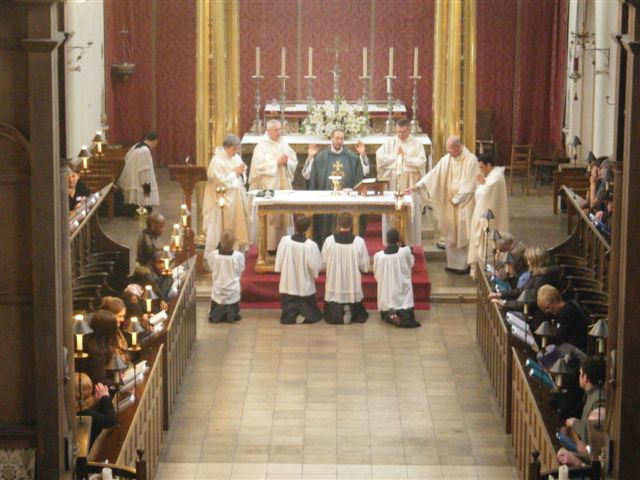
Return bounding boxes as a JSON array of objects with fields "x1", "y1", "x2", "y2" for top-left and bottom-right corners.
[{"x1": 156, "y1": 303, "x2": 518, "y2": 479}]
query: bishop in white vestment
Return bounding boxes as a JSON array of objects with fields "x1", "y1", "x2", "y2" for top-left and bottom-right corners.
[
  {"x1": 467, "y1": 154, "x2": 509, "y2": 273},
  {"x1": 321, "y1": 212, "x2": 370, "y2": 324},
  {"x1": 248, "y1": 120, "x2": 298, "y2": 251},
  {"x1": 203, "y1": 135, "x2": 251, "y2": 256},
  {"x1": 117, "y1": 132, "x2": 160, "y2": 208},
  {"x1": 376, "y1": 119, "x2": 427, "y2": 246},
  {"x1": 274, "y1": 216, "x2": 323, "y2": 324},
  {"x1": 411, "y1": 136, "x2": 479, "y2": 272},
  {"x1": 373, "y1": 229, "x2": 420, "y2": 328}
]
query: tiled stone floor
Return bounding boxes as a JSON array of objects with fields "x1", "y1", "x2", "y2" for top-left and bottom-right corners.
[{"x1": 100, "y1": 169, "x2": 569, "y2": 479}]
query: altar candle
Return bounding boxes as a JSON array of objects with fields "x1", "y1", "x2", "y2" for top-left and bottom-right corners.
[
  {"x1": 388, "y1": 47, "x2": 394, "y2": 76},
  {"x1": 308, "y1": 47, "x2": 313, "y2": 76},
  {"x1": 255, "y1": 47, "x2": 261, "y2": 76},
  {"x1": 413, "y1": 47, "x2": 419, "y2": 77},
  {"x1": 362, "y1": 47, "x2": 368, "y2": 76},
  {"x1": 281, "y1": 47, "x2": 286, "y2": 76}
]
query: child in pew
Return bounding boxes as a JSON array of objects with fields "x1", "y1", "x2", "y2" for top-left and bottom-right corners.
[
  {"x1": 75, "y1": 372, "x2": 116, "y2": 449},
  {"x1": 373, "y1": 228, "x2": 421, "y2": 328},
  {"x1": 275, "y1": 215, "x2": 323, "y2": 324},
  {"x1": 206, "y1": 230, "x2": 245, "y2": 323},
  {"x1": 321, "y1": 211, "x2": 370, "y2": 324}
]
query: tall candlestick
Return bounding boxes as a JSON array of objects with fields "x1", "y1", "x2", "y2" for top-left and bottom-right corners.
[
  {"x1": 362, "y1": 47, "x2": 367, "y2": 77},
  {"x1": 308, "y1": 47, "x2": 313, "y2": 77},
  {"x1": 255, "y1": 46, "x2": 261, "y2": 76},
  {"x1": 388, "y1": 47, "x2": 394, "y2": 76},
  {"x1": 413, "y1": 47, "x2": 419, "y2": 77},
  {"x1": 281, "y1": 47, "x2": 286, "y2": 76}
]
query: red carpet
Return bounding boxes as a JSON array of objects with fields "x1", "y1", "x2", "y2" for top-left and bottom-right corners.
[{"x1": 240, "y1": 217, "x2": 431, "y2": 310}]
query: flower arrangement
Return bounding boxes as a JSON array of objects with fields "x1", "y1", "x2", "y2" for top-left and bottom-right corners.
[{"x1": 302, "y1": 101, "x2": 370, "y2": 139}]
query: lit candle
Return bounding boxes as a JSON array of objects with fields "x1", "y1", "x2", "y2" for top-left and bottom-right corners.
[
  {"x1": 163, "y1": 246, "x2": 171, "y2": 271},
  {"x1": 76, "y1": 333, "x2": 83, "y2": 352},
  {"x1": 145, "y1": 285, "x2": 153, "y2": 312},
  {"x1": 308, "y1": 47, "x2": 313, "y2": 77},
  {"x1": 255, "y1": 46, "x2": 261, "y2": 76},
  {"x1": 281, "y1": 47, "x2": 286, "y2": 76},
  {"x1": 362, "y1": 47, "x2": 367, "y2": 77},
  {"x1": 180, "y1": 204, "x2": 189, "y2": 227},
  {"x1": 413, "y1": 47, "x2": 419, "y2": 77},
  {"x1": 388, "y1": 47, "x2": 394, "y2": 76},
  {"x1": 130, "y1": 317, "x2": 138, "y2": 346},
  {"x1": 386, "y1": 77, "x2": 391, "y2": 94}
]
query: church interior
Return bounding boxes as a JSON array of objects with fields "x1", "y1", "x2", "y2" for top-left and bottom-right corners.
[{"x1": 1, "y1": 0, "x2": 639, "y2": 479}]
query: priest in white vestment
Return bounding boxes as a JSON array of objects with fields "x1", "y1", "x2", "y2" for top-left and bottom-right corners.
[
  {"x1": 275, "y1": 216, "x2": 323, "y2": 324},
  {"x1": 373, "y1": 228, "x2": 421, "y2": 328},
  {"x1": 117, "y1": 131, "x2": 160, "y2": 209},
  {"x1": 206, "y1": 230, "x2": 245, "y2": 323},
  {"x1": 203, "y1": 134, "x2": 251, "y2": 256},
  {"x1": 321, "y1": 212, "x2": 370, "y2": 324},
  {"x1": 407, "y1": 136, "x2": 479, "y2": 273},
  {"x1": 467, "y1": 154, "x2": 509, "y2": 275},
  {"x1": 376, "y1": 119, "x2": 427, "y2": 246},
  {"x1": 248, "y1": 119, "x2": 298, "y2": 251}
]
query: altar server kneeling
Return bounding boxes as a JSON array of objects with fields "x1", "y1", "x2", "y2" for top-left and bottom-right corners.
[
  {"x1": 275, "y1": 215, "x2": 323, "y2": 324},
  {"x1": 322, "y1": 211, "x2": 370, "y2": 324},
  {"x1": 373, "y1": 229, "x2": 421, "y2": 328},
  {"x1": 206, "y1": 230, "x2": 245, "y2": 323}
]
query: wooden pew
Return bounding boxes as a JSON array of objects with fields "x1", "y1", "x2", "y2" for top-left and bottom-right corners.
[{"x1": 552, "y1": 168, "x2": 588, "y2": 214}]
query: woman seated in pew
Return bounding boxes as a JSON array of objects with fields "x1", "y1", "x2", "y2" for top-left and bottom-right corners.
[
  {"x1": 98, "y1": 296, "x2": 130, "y2": 362},
  {"x1": 489, "y1": 246, "x2": 561, "y2": 317},
  {"x1": 122, "y1": 284, "x2": 153, "y2": 332},
  {"x1": 67, "y1": 165, "x2": 90, "y2": 212},
  {"x1": 83, "y1": 309, "x2": 128, "y2": 387},
  {"x1": 536, "y1": 285, "x2": 589, "y2": 352},
  {"x1": 75, "y1": 372, "x2": 116, "y2": 448}
]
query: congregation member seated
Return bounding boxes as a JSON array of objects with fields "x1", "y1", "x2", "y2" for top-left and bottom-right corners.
[
  {"x1": 98, "y1": 296, "x2": 130, "y2": 362},
  {"x1": 590, "y1": 190, "x2": 613, "y2": 242},
  {"x1": 68, "y1": 166, "x2": 90, "y2": 212},
  {"x1": 489, "y1": 246, "x2": 561, "y2": 317},
  {"x1": 274, "y1": 215, "x2": 323, "y2": 325},
  {"x1": 536, "y1": 285, "x2": 589, "y2": 352},
  {"x1": 321, "y1": 211, "x2": 369, "y2": 324},
  {"x1": 206, "y1": 230, "x2": 245, "y2": 324},
  {"x1": 83, "y1": 309, "x2": 127, "y2": 387},
  {"x1": 75, "y1": 372, "x2": 116, "y2": 448},
  {"x1": 122, "y1": 284, "x2": 152, "y2": 331},
  {"x1": 131, "y1": 251, "x2": 176, "y2": 303},
  {"x1": 373, "y1": 229, "x2": 420, "y2": 328},
  {"x1": 557, "y1": 356, "x2": 606, "y2": 467},
  {"x1": 493, "y1": 233, "x2": 527, "y2": 288},
  {"x1": 136, "y1": 212, "x2": 166, "y2": 271},
  {"x1": 588, "y1": 155, "x2": 611, "y2": 210}
]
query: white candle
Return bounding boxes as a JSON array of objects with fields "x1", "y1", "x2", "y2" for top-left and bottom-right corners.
[
  {"x1": 281, "y1": 47, "x2": 286, "y2": 76},
  {"x1": 145, "y1": 285, "x2": 153, "y2": 312},
  {"x1": 131, "y1": 331, "x2": 137, "y2": 346},
  {"x1": 388, "y1": 47, "x2": 394, "y2": 76},
  {"x1": 255, "y1": 46, "x2": 261, "y2": 76},
  {"x1": 308, "y1": 47, "x2": 313, "y2": 76},
  {"x1": 76, "y1": 333, "x2": 83, "y2": 352},
  {"x1": 386, "y1": 78, "x2": 391, "y2": 94},
  {"x1": 362, "y1": 47, "x2": 367, "y2": 76},
  {"x1": 413, "y1": 47, "x2": 419, "y2": 77}
]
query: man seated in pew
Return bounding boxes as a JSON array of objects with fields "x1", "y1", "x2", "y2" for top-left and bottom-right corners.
[
  {"x1": 489, "y1": 246, "x2": 561, "y2": 320},
  {"x1": 129, "y1": 252, "x2": 177, "y2": 305},
  {"x1": 136, "y1": 212, "x2": 166, "y2": 272},
  {"x1": 206, "y1": 230, "x2": 245, "y2": 324},
  {"x1": 274, "y1": 215, "x2": 323, "y2": 325},
  {"x1": 373, "y1": 228, "x2": 420, "y2": 328},
  {"x1": 75, "y1": 373, "x2": 116, "y2": 448},
  {"x1": 67, "y1": 165, "x2": 90, "y2": 212},
  {"x1": 322, "y1": 211, "x2": 370, "y2": 324},
  {"x1": 536, "y1": 285, "x2": 589, "y2": 352},
  {"x1": 557, "y1": 356, "x2": 606, "y2": 467}
]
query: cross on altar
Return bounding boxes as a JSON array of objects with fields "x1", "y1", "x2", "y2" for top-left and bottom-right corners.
[{"x1": 326, "y1": 37, "x2": 349, "y2": 105}]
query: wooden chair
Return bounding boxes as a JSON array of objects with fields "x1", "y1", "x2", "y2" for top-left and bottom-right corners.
[
  {"x1": 506, "y1": 144, "x2": 533, "y2": 194},
  {"x1": 533, "y1": 144, "x2": 570, "y2": 188}
]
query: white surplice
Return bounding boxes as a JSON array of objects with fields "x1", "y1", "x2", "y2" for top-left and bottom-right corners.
[
  {"x1": 274, "y1": 236, "x2": 323, "y2": 296},
  {"x1": 376, "y1": 136, "x2": 428, "y2": 246},
  {"x1": 248, "y1": 134, "x2": 298, "y2": 250},
  {"x1": 373, "y1": 246, "x2": 415, "y2": 311},
  {"x1": 321, "y1": 235, "x2": 369, "y2": 303},
  {"x1": 206, "y1": 250, "x2": 245, "y2": 304},
  {"x1": 416, "y1": 146, "x2": 479, "y2": 269},
  {"x1": 203, "y1": 147, "x2": 251, "y2": 256},
  {"x1": 117, "y1": 143, "x2": 159, "y2": 207},
  {"x1": 467, "y1": 166, "x2": 509, "y2": 268}
]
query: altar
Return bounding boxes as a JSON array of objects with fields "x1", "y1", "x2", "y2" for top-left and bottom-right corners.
[{"x1": 250, "y1": 190, "x2": 413, "y2": 273}]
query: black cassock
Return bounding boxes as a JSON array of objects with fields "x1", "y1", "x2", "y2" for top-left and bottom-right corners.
[{"x1": 308, "y1": 148, "x2": 365, "y2": 248}]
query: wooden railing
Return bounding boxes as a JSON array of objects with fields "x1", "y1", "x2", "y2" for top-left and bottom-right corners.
[
  {"x1": 511, "y1": 349, "x2": 560, "y2": 480},
  {"x1": 475, "y1": 262, "x2": 513, "y2": 433},
  {"x1": 88, "y1": 344, "x2": 164, "y2": 480},
  {"x1": 552, "y1": 168, "x2": 588, "y2": 214},
  {"x1": 69, "y1": 183, "x2": 130, "y2": 281},
  {"x1": 552, "y1": 186, "x2": 611, "y2": 289}
]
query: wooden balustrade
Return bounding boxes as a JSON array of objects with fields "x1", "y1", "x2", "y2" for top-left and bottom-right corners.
[
  {"x1": 476, "y1": 262, "x2": 513, "y2": 433},
  {"x1": 511, "y1": 349, "x2": 560, "y2": 480}
]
